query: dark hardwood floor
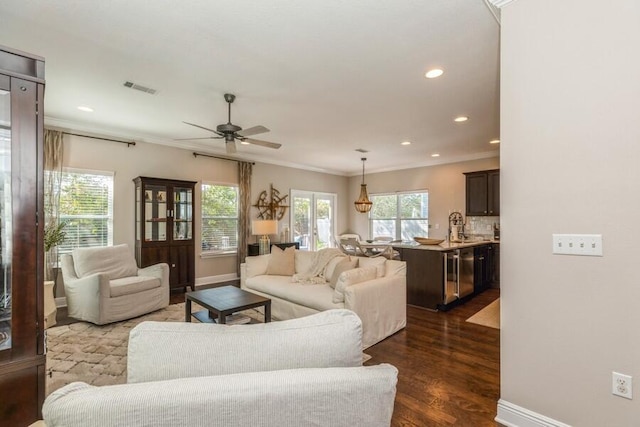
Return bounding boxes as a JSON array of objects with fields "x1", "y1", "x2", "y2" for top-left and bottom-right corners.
[{"x1": 58, "y1": 284, "x2": 501, "y2": 426}]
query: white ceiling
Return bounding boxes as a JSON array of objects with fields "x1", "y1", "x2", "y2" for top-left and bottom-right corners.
[{"x1": 0, "y1": 0, "x2": 500, "y2": 176}]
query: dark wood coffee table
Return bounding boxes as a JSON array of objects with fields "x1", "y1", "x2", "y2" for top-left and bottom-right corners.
[{"x1": 185, "y1": 285, "x2": 271, "y2": 324}]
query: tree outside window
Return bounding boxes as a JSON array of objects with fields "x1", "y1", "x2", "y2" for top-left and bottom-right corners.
[
  {"x1": 201, "y1": 183, "x2": 238, "y2": 254},
  {"x1": 370, "y1": 191, "x2": 429, "y2": 240}
]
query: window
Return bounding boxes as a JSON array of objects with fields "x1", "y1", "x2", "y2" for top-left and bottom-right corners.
[
  {"x1": 201, "y1": 183, "x2": 238, "y2": 255},
  {"x1": 369, "y1": 191, "x2": 429, "y2": 240},
  {"x1": 54, "y1": 169, "x2": 114, "y2": 255}
]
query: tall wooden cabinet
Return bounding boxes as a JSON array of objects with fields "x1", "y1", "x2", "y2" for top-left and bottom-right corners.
[
  {"x1": 134, "y1": 177, "x2": 196, "y2": 291},
  {"x1": 0, "y1": 46, "x2": 46, "y2": 425}
]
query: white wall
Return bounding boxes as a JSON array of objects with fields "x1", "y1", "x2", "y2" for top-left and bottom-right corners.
[
  {"x1": 500, "y1": 0, "x2": 640, "y2": 425},
  {"x1": 349, "y1": 158, "x2": 499, "y2": 240}
]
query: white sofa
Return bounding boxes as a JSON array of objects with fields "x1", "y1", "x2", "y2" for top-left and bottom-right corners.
[
  {"x1": 42, "y1": 310, "x2": 399, "y2": 427},
  {"x1": 241, "y1": 249, "x2": 407, "y2": 349},
  {"x1": 61, "y1": 244, "x2": 169, "y2": 325}
]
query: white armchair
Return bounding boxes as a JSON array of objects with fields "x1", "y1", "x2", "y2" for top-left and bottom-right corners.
[
  {"x1": 60, "y1": 244, "x2": 169, "y2": 325},
  {"x1": 42, "y1": 310, "x2": 398, "y2": 427}
]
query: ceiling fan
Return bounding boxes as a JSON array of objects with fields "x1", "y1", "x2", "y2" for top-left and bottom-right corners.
[{"x1": 179, "y1": 93, "x2": 282, "y2": 154}]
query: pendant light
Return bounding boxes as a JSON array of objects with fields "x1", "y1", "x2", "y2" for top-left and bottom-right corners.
[{"x1": 354, "y1": 157, "x2": 373, "y2": 213}]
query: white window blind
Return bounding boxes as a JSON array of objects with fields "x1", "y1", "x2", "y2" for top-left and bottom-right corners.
[
  {"x1": 201, "y1": 183, "x2": 238, "y2": 254},
  {"x1": 369, "y1": 191, "x2": 429, "y2": 240},
  {"x1": 51, "y1": 169, "x2": 114, "y2": 254}
]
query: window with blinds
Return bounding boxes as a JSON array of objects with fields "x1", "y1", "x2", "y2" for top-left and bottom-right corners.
[
  {"x1": 201, "y1": 183, "x2": 238, "y2": 255},
  {"x1": 369, "y1": 191, "x2": 429, "y2": 240},
  {"x1": 50, "y1": 169, "x2": 114, "y2": 255}
]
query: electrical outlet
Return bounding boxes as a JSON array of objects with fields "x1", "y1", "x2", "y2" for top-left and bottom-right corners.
[{"x1": 612, "y1": 372, "x2": 633, "y2": 399}]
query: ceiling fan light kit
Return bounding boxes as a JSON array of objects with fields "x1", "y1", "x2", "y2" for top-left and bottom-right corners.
[
  {"x1": 354, "y1": 157, "x2": 373, "y2": 213},
  {"x1": 180, "y1": 93, "x2": 282, "y2": 153}
]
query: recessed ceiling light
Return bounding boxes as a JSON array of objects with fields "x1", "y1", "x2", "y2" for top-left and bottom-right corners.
[
  {"x1": 425, "y1": 69, "x2": 444, "y2": 79},
  {"x1": 454, "y1": 116, "x2": 468, "y2": 122},
  {"x1": 431, "y1": 153, "x2": 440, "y2": 157},
  {"x1": 77, "y1": 106, "x2": 94, "y2": 112},
  {"x1": 240, "y1": 141, "x2": 250, "y2": 145},
  {"x1": 490, "y1": 139, "x2": 500, "y2": 144},
  {"x1": 401, "y1": 141, "x2": 411, "y2": 146}
]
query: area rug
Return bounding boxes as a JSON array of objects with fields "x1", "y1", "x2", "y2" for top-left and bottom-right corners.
[
  {"x1": 465, "y1": 298, "x2": 500, "y2": 329},
  {"x1": 45, "y1": 302, "x2": 262, "y2": 395}
]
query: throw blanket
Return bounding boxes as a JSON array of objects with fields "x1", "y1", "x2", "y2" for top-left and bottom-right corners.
[{"x1": 292, "y1": 248, "x2": 345, "y2": 285}]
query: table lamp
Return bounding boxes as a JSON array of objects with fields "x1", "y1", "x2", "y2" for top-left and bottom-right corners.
[{"x1": 252, "y1": 220, "x2": 278, "y2": 255}]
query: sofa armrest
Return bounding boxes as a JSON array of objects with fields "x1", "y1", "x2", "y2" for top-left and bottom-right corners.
[
  {"x1": 344, "y1": 275, "x2": 407, "y2": 349},
  {"x1": 138, "y1": 263, "x2": 169, "y2": 287},
  {"x1": 63, "y1": 273, "x2": 111, "y2": 323},
  {"x1": 127, "y1": 309, "x2": 364, "y2": 383}
]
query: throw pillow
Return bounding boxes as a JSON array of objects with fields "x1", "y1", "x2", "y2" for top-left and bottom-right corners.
[
  {"x1": 332, "y1": 266, "x2": 377, "y2": 304},
  {"x1": 323, "y1": 255, "x2": 348, "y2": 281},
  {"x1": 329, "y1": 258, "x2": 359, "y2": 288},
  {"x1": 357, "y1": 256, "x2": 386, "y2": 278},
  {"x1": 266, "y1": 245, "x2": 296, "y2": 276}
]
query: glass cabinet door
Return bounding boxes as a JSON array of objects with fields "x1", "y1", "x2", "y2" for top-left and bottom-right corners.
[
  {"x1": 144, "y1": 184, "x2": 168, "y2": 242},
  {"x1": 173, "y1": 187, "x2": 193, "y2": 241},
  {"x1": 0, "y1": 87, "x2": 11, "y2": 351}
]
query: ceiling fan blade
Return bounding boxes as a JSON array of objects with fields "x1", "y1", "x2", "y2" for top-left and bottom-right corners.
[
  {"x1": 244, "y1": 138, "x2": 282, "y2": 149},
  {"x1": 174, "y1": 136, "x2": 224, "y2": 141},
  {"x1": 226, "y1": 140, "x2": 237, "y2": 154},
  {"x1": 237, "y1": 125, "x2": 270, "y2": 137},
  {"x1": 183, "y1": 121, "x2": 224, "y2": 136}
]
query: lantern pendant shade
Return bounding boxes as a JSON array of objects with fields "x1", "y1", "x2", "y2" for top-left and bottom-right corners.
[{"x1": 354, "y1": 157, "x2": 373, "y2": 213}]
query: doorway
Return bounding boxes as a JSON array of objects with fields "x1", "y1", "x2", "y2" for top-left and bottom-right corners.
[{"x1": 290, "y1": 190, "x2": 337, "y2": 251}]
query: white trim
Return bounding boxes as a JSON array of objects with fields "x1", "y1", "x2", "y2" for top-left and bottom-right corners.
[
  {"x1": 496, "y1": 399, "x2": 572, "y2": 427},
  {"x1": 195, "y1": 273, "x2": 239, "y2": 288},
  {"x1": 488, "y1": 0, "x2": 516, "y2": 8}
]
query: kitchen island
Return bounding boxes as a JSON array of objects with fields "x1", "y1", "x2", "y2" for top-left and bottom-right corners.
[{"x1": 393, "y1": 240, "x2": 499, "y2": 311}]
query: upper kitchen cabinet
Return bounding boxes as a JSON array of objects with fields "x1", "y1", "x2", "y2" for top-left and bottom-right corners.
[
  {"x1": 0, "y1": 46, "x2": 46, "y2": 426},
  {"x1": 134, "y1": 176, "x2": 197, "y2": 291},
  {"x1": 464, "y1": 169, "x2": 500, "y2": 216}
]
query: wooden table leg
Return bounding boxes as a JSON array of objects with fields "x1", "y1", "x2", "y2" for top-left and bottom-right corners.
[
  {"x1": 218, "y1": 311, "x2": 226, "y2": 324},
  {"x1": 265, "y1": 302, "x2": 271, "y2": 323},
  {"x1": 185, "y1": 299, "x2": 191, "y2": 322}
]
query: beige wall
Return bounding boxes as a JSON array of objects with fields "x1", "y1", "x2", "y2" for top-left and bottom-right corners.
[
  {"x1": 61, "y1": 135, "x2": 349, "y2": 284},
  {"x1": 500, "y1": 0, "x2": 639, "y2": 425},
  {"x1": 349, "y1": 158, "x2": 500, "y2": 240}
]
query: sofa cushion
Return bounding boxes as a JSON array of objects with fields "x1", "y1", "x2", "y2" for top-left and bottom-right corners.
[
  {"x1": 110, "y1": 276, "x2": 161, "y2": 298},
  {"x1": 72, "y1": 244, "x2": 139, "y2": 280},
  {"x1": 266, "y1": 246, "x2": 296, "y2": 276},
  {"x1": 294, "y1": 250, "x2": 316, "y2": 274},
  {"x1": 333, "y1": 266, "x2": 378, "y2": 303},
  {"x1": 245, "y1": 254, "x2": 270, "y2": 278},
  {"x1": 358, "y1": 256, "x2": 386, "y2": 278},
  {"x1": 329, "y1": 258, "x2": 359, "y2": 288},
  {"x1": 324, "y1": 255, "x2": 350, "y2": 281},
  {"x1": 245, "y1": 275, "x2": 343, "y2": 312},
  {"x1": 384, "y1": 259, "x2": 407, "y2": 277}
]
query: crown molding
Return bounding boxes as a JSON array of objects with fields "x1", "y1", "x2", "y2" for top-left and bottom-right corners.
[{"x1": 488, "y1": 0, "x2": 516, "y2": 7}]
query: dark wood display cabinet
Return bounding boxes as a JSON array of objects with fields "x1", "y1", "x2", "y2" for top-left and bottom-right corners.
[
  {"x1": 0, "y1": 46, "x2": 46, "y2": 426},
  {"x1": 134, "y1": 177, "x2": 197, "y2": 292},
  {"x1": 464, "y1": 169, "x2": 500, "y2": 216}
]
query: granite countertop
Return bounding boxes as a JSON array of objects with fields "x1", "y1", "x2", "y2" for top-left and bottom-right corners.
[{"x1": 393, "y1": 239, "x2": 499, "y2": 252}]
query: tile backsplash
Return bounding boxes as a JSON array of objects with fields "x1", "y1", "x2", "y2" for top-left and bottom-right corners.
[{"x1": 465, "y1": 216, "x2": 500, "y2": 239}]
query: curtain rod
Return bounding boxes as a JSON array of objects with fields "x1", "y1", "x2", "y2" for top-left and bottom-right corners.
[
  {"x1": 193, "y1": 152, "x2": 255, "y2": 165},
  {"x1": 61, "y1": 131, "x2": 136, "y2": 147}
]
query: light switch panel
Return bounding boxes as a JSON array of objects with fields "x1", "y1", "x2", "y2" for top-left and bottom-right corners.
[{"x1": 552, "y1": 234, "x2": 603, "y2": 256}]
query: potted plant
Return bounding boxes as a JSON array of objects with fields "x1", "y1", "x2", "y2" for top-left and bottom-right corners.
[{"x1": 44, "y1": 221, "x2": 67, "y2": 282}]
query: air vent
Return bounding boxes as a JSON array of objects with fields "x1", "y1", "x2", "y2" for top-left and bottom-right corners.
[
  {"x1": 123, "y1": 81, "x2": 157, "y2": 95},
  {"x1": 355, "y1": 148, "x2": 369, "y2": 153}
]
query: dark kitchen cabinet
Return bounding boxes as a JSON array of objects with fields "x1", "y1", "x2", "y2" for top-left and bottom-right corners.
[
  {"x1": 134, "y1": 177, "x2": 197, "y2": 292},
  {"x1": 0, "y1": 46, "x2": 46, "y2": 426},
  {"x1": 464, "y1": 169, "x2": 500, "y2": 216},
  {"x1": 474, "y1": 244, "x2": 495, "y2": 293}
]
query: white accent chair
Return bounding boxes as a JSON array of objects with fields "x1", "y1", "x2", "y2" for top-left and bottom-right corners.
[
  {"x1": 42, "y1": 310, "x2": 399, "y2": 427},
  {"x1": 60, "y1": 244, "x2": 169, "y2": 325}
]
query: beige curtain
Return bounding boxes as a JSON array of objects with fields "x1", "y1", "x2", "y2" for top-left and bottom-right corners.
[
  {"x1": 44, "y1": 129, "x2": 64, "y2": 282},
  {"x1": 237, "y1": 161, "x2": 253, "y2": 275}
]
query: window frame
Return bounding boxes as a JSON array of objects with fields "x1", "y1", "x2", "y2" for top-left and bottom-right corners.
[
  {"x1": 368, "y1": 190, "x2": 429, "y2": 241},
  {"x1": 200, "y1": 181, "x2": 239, "y2": 257}
]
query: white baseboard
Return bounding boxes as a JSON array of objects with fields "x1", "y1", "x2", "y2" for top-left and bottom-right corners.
[
  {"x1": 194, "y1": 273, "x2": 239, "y2": 288},
  {"x1": 496, "y1": 399, "x2": 571, "y2": 427}
]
